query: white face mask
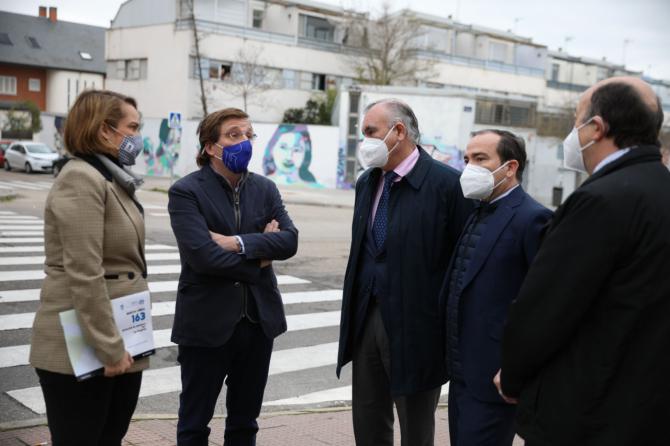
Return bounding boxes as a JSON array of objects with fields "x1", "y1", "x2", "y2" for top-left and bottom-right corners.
[
  {"x1": 359, "y1": 125, "x2": 400, "y2": 169},
  {"x1": 460, "y1": 161, "x2": 510, "y2": 201},
  {"x1": 563, "y1": 117, "x2": 596, "y2": 173}
]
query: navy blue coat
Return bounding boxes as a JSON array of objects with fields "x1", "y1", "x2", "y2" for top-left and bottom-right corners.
[
  {"x1": 441, "y1": 186, "x2": 552, "y2": 402},
  {"x1": 337, "y1": 148, "x2": 473, "y2": 396},
  {"x1": 168, "y1": 164, "x2": 298, "y2": 346}
]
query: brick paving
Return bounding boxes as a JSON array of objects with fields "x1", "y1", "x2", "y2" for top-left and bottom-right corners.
[{"x1": 0, "y1": 407, "x2": 525, "y2": 445}]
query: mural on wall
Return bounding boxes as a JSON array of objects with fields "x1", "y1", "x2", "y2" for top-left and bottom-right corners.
[
  {"x1": 336, "y1": 144, "x2": 352, "y2": 189},
  {"x1": 142, "y1": 118, "x2": 181, "y2": 176},
  {"x1": 53, "y1": 116, "x2": 65, "y2": 155},
  {"x1": 422, "y1": 136, "x2": 465, "y2": 171},
  {"x1": 262, "y1": 124, "x2": 323, "y2": 187}
]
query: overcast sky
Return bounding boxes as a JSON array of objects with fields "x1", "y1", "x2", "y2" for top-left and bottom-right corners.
[{"x1": 4, "y1": 0, "x2": 670, "y2": 79}]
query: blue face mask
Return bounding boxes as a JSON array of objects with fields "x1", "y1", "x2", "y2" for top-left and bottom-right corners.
[
  {"x1": 214, "y1": 139, "x2": 253, "y2": 173},
  {"x1": 112, "y1": 127, "x2": 143, "y2": 166}
]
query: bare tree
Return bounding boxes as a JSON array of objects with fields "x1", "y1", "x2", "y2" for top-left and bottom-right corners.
[
  {"x1": 184, "y1": 0, "x2": 208, "y2": 116},
  {"x1": 346, "y1": 3, "x2": 436, "y2": 85},
  {"x1": 228, "y1": 45, "x2": 272, "y2": 112}
]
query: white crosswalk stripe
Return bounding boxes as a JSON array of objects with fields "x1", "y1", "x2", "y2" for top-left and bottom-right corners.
[
  {"x1": 0, "y1": 308, "x2": 342, "y2": 368},
  {"x1": 0, "y1": 211, "x2": 348, "y2": 420}
]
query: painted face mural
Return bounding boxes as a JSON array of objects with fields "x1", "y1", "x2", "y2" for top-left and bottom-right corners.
[
  {"x1": 142, "y1": 118, "x2": 181, "y2": 176},
  {"x1": 263, "y1": 124, "x2": 322, "y2": 187},
  {"x1": 423, "y1": 139, "x2": 465, "y2": 171}
]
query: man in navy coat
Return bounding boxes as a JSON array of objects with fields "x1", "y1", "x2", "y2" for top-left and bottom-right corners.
[
  {"x1": 441, "y1": 129, "x2": 552, "y2": 445},
  {"x1": 169, "y1": 108, "x2": 298, "y2": 446},
  {"x1": 337, "y1": 99, "x2": 472, "y2": 446}
]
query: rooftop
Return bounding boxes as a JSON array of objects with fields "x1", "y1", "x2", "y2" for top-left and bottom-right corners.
[{"x1": 0, "y1": 10, "x2": 105, "y2": 74}]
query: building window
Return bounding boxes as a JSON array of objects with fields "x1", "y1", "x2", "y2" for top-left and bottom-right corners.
[
  {"x1": 79, "y1": 51, "x2": 92, "y2": 60},
  {"x1": 488, "y1": 41, "x2": 508, "y2": 63},
  {"x1": 475, "y1": 100, "x2": 536, "y2": 127},
  {"x1": 300, "y1": 71, "x2": 312, "y2": 90},
  {"x1": 252, "y1": 9, "x2": 264, "y2": 29},
  {"x1": 0, "y1": 33, "x2": 12, "y2": 45},
  {"x1": 551, "y1": 63, "x2": 560, "y2": 81},
  {"x1": 28, "y1": 78, "x2": 41, "y2": 92},
  {"x1": 0, "y1": 76, "x2": 17, "y2": 95},
  {"x1": 26, "y1": 36, "x2": 40, "y2": 49},
  {"x1": 312, "y1": 73, "x2": 326, "y2": 91},
  {"x1": 106, "y1": 59, "x2": 148, "y2": 80},
  {"x1": 209, "y1": 60, "x2": 232, "y2": 80},
  {"x1": 282, "y1": 69, "x2": 296, "y2": 89},
  {"x1": 299, "y1": 14, "x2": 335, "y2": 42}
]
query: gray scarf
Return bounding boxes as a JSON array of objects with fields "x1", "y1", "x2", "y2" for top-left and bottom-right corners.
[{"x1": 95, "y1": 154, "x2": 144, "y2": 197}]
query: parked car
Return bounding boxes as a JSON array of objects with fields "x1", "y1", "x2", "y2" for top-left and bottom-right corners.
[
  {"x1": 52, "y1": 154, "x2": 71, "y2": 178},
  {"x1": 4, "y1": 141, "x2": 59, "y2": 173},
  {"x1": 0, "y1": 139, "x2": 12, "y2": 168}
]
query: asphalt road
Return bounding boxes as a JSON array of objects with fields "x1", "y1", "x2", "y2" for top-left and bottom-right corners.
[{"x1": 0, "y1": 168, "x2": 359, "y2": 424}]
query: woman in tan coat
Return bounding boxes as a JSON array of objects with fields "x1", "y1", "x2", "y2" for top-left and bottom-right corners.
[{"x1": 29, "y1": 90, "x2": 149, "y2": 446}]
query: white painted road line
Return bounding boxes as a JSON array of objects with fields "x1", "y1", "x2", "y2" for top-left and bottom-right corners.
[
  {"x1": 0, "y1": 308, "x2": 342, "y2": 368},
  {"x1": 7, "y1": 342, "x2": 340, "y2": 414},
  {"x1": 0, "y1": 225, "x2": 44, "y2": 231},
  {"x1": 264, "y1": 384, "x2": 449, "y2": 406},
  {"x1": 0, "y1": 264, "x2": 183, "y2": 282},
  {"x1": 0, "y1": 244, "x2": 177, "y2": 254},
  {"x1": 0, "y1": 252, "x2": 180, "y2": 266},
  {"x1": 0, "y1": 301, "x2": 340, "y2": 331},
  {"x1": 149, "y1": 213, "x2": 170, "y2": 217},
  {"x1": 0, "y1": 238, "x2": 44, "y2": 243},
  {"x1": 0, "y1": 211, "x2": 17, "y2": 215},
  {"x1": 0, "y1": 231, "x2": 43, "y2": 236},
  {"x1": 0, "y1": 278, "x2": 320, "y2": 304}
]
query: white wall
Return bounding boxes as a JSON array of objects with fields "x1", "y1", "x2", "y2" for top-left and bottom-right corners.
[
  {"x1": 433, "y1": 61, "x2": 546, "y2": 97},
  {"x1": 45, "y1": 70, "x2": 104, "y2": 115},
  {"x1": 105, "y1": 24, "x2": 193, "y2": 120}
]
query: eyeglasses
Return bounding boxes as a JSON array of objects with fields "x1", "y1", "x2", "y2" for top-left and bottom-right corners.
[{"x1": 222, "y1": 130, "x2": 257, "y2": 141}]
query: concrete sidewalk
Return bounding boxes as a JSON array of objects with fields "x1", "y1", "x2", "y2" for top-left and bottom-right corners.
[
  {"x1": 0, "y1": 406, "x2": 525, "y2": 445},
  {"x1": 141, "y1": 175, "x2": 355, "y2": 209}
]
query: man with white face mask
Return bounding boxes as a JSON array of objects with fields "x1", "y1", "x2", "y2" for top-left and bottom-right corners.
[
  {"x1": 497, "y1": 77, "x2": 670, "y2": 445},
  {"x1": 336, "y1": 99, "x2": 472, "y2": 446},
  {"x1": 440, "y1": 130, "x2": 552, "y2": 445}
]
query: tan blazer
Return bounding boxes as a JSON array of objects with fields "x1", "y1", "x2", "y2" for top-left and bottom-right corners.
[{"x1": 30, "y1": 158, "x2": 150, "y2": 375}]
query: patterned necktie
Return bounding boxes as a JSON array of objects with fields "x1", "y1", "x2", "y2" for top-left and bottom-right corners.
[{"x1": 372, "y1": 171, "x2": 399, "y2": 249}]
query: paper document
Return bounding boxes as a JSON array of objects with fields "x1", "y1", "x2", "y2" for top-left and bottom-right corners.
[{"x1": 59, "y1": 290, "x2": 155, "y2": 380}]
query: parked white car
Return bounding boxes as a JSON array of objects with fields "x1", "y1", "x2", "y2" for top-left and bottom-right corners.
[{"x1": 4, "y1": 141, "x2": 59, "y2": 173}]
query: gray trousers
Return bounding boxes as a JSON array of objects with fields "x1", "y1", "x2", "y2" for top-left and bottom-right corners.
[{"x1": 352, "y1": 303, "x2": 441, "y2": 446}]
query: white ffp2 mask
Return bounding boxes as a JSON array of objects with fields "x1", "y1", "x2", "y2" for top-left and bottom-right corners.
[
  {"x1": 459, "y1": 161, "x2": 510, "y2": 200},
  {"x1": 563, "y1": 118, "x2": 596, "y2": 173},
  {"x1": 359, "y1": 126, "x2": 399, "y2": 169}
]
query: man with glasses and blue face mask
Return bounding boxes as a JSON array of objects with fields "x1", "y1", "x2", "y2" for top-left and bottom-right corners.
[
  {"x1": 440, "y1": 129, "x2": 552, "y2": 446},
  {"x1": 168, "y1": 108, "x2": 298, "y2": 446},
  {"x1": 497, "y1": 77, "x2": 670, "y2": 446},
  {"x1": 336, "y1": 99, "x2": 472, "y2": 446}
]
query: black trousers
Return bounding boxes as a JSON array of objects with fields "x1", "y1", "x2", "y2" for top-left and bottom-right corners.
[
  {"x1": 447, "y1": 378, "x2": 516, "y2": 446},
  {"x1": 352, "y1": 303, "x2": 441, "y2": 446},
  {"x1": 36, "y1": 368, "x2": 142, "y2": 446},
  {"x1": 176, "y1": 318, "x2": 274, "y2": 446}
]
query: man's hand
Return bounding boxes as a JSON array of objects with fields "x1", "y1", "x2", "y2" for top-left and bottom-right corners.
[
  {"x1": 209, "y1": 231, "x2": 241, "y2": 253},
  {"x1": 104, "y1": 351, "x2": 134, "y2": 377},
  {"x1": 493, "y1": 369, "x2": 518, "y2": 404},
  {"x1": 264, "y1": 219, "x2": 280, "y2": 233},
  {"x1": 259, "y1": 220, "x2": 279, "y2": 268}
]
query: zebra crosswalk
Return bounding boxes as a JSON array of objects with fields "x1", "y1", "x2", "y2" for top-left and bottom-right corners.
[
  {"x1": 0, "y1": 180, "x2": 54, "y2": 192},
  {"x1": 0, "y1": 209, "x2": 356, "y2": 423}
]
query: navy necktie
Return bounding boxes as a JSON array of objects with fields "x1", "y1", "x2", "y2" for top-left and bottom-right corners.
[{"x1": 372, "y1": 171, "x2": 398, "y2": 249}]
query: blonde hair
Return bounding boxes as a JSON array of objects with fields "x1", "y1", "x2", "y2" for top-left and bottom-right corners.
[
  {"x1": 196, "y1": 108, "x2": 249, "y2": 167},
  {"x1": 63, "y1": 90, "x2": 138, "y2": 157}
]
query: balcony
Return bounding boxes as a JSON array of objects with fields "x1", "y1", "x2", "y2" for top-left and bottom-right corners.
[
  {"x1": 546, "y1": 80, "x2": 589, "y2": 92},
  {"x1": 415, "y1": 50, "x2": 545, "y2": 77}
]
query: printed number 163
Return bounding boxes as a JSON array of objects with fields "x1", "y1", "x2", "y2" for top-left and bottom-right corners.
[{"x1": 131, "y1": 312, "x2": 146, "y2": 323}]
